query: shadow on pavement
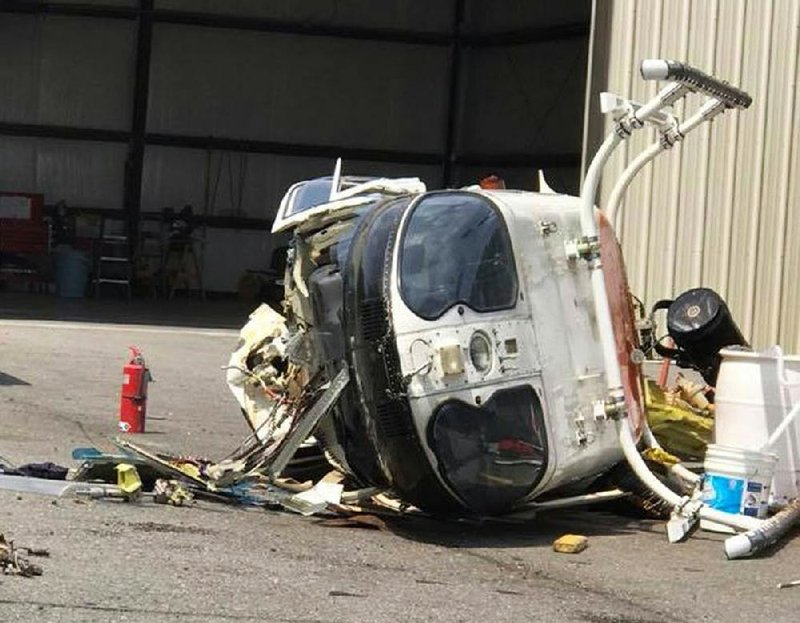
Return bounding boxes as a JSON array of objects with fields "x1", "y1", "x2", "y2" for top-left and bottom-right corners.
[
  {"x1": 0, "y1": 292, "x2": 259, "y2": 330},
  {"x1": 0, "y1": 371, "x2": 30, "y2": 386},
  {"x1": 381, "y1": 508, "x2": 661, "y2": 550}
]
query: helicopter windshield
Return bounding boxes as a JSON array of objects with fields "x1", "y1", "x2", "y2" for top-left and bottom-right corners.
[{"x1": 399, "y1": 192, "x2": 518, "y2": 320}]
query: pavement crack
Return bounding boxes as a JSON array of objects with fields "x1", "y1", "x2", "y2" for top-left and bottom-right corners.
[{"x1": 0, "y1": 598, "x2": 329, "y2": 622}]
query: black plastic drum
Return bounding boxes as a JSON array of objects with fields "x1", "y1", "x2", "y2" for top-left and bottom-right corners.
[{"x1": 655, "y1": 287, "x2": 748, "y2": 385}]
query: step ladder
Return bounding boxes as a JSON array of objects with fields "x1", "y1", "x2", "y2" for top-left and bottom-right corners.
[{"x1": 93, "y1": 216, "x2": 132, "y2": 299}]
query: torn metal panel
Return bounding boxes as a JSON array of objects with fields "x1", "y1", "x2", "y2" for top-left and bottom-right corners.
[
  {"x1": 265, "y1": 367, "x2": 349, "y2": 479},
  {"x1": 225, "y1": 303, "x2": 294, "y2": 444},
  {"x1": 282, "y1": 480, "x2": 344, "y2": 516},
  {"x1": 112, "y1": 438, "x2": 212, "y2": 490}
]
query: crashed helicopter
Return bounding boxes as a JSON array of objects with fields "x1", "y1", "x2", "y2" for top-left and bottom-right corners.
[{"x1": 225, "y1": 59, "x2": 800, "y2": 558}]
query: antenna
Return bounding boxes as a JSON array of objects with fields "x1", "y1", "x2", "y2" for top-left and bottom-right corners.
[
  {"x1": 329, "y1": 158, "x2": 342, "y2": 201},
  {"x1": 538, "y1": 170, "x2": 557, "y2": 194}
]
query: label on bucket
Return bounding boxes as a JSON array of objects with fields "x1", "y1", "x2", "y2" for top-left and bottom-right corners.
[
  {"x1": 703, "y1": 474, "x2": 770, "y2": 517},
  {"x1": 742, "y1": 481, "x2": 765, "y2": 517},
  {"x1": 703, "y1": 474, "x2": 744, "y2": 514}
]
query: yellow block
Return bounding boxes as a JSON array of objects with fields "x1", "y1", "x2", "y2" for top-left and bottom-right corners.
[
  {"x1": 553, "y1": 534, "x2": 588, "y2": 554},
  {"x1": 115, "y1": 463, "x2": 142, "y2": 499}
]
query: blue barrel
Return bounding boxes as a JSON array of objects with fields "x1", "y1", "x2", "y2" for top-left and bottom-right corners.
[{"x1": 54, "y1": 248, "x2": 90, "y2": 298}]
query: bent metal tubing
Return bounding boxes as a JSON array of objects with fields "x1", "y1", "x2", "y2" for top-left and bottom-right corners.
[
  {"x1": 604, "y1": 97, "x2": 729, "y2": 492},
  {"x1": 606, "y1": 98, "x2": 727, "y2": 230},
  {"x1": 580, "y1": 60, "x2": 763, "y2": 537},
  {"x1": 580, "y1": 82, "x2": 691, "y2": 401},
  {"x1": 640, "y1": 424, "x2": 701, "y2": 486},
  {"x1": 618, "y1": 418, "x2": 763, "y2": 535}
]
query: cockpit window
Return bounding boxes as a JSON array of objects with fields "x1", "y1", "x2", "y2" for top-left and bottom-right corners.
[
  {"x1": 284, "y1": 176, "x2": 378, "y2": 218},
  {"x1": 399, "y1": 193, "x2": 518, "y2": 319},
  {"x1": 286, "y1": 178, "x2": 335, "y2": 216}
]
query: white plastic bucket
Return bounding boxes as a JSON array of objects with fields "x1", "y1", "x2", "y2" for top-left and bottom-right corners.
[
  {"x1": 702, "y1": 443, "x2": 777, "y2": 517},
  {"x1": 715, "y1": 347, "x2": 800, "y2": 504}
]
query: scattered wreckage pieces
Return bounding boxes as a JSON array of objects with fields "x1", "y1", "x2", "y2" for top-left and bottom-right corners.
[
  {"x1": 1, "y1": 461, "x2": 68, "y2": 480},
  {"x1": 225, "y1": 303, "x2": 295, "y2": 445},
  {"x1": 0, "y1": 534, "x2": 46, "y2": 578},
  {"x1": 112, "y1": 438, "x2": 211, "y2": 490},
  {"x1": 65, "y1": 368, "x2": 359, "y2": 512},
  {"x1": 264, "y1": 367, "x2": 349, "y2": 481},
  {"x1": 202, "y1": 367, "x2": 350, "y2": 492},
  {"x1": 282, "y1": 480, "x2": 344, "y2": 516},
  {"x1": 316, "y1": 514, "x2": 389, "y2": 531},
  {"x1": 106, "y1": 438, "x2": 316, "y2": 509},
  {"x1": 66, "y1": 465, "x2": 142, "y2": 502},
  {"x1": 108, "y1": 439, "x2": 246, "y2": 504},
  {"x1": 0, "y1": 455, "x2": 142, "y2": 501},
  {"x1": 153, "y1": 479, "x2": 193, "y2": 506}
]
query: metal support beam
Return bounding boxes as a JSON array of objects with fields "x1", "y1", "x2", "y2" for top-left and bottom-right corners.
[
  {"x1": 153, "y1": 10, "x2": 451, "y2": 47},
  {"x1": 144, "y1": 133, "x2": 442, "y2": 166},
  {"x1": 0, "y1": 122, "x2": 129, "y2": 143},
  {"x1": 0, "y1": 1, "x2": 137, "y2": 20},
  {"x1": 123, "y1": 0, "x2": 153, "y2": 256},
  {"x1": 44, "y1": 204, "x2": 272, "y2": 232},
  {"x1": 0, "y1": 121, "x2": 577, "y2": 173},
  {"x1": 0, "y1": 3, "x2": 588, "y2": 49},
  {"x1": 0, "y1": 121, "x2": 440, "y2": 165},
  {"x1": 463, "y1": 22, "x2": 590, "y2": 47},
  {"x1": 441, "y1": 0, "x2": 465, "y2": 188}
]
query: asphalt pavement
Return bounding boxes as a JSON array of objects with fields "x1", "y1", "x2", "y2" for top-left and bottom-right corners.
[{"x1": 2, "y1": 307, "x2": 800, "y2": 622}]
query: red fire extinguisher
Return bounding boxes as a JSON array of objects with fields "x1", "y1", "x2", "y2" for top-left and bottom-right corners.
[{"x1": 119, "y1": 347, "x2": 152, "y2": 433}]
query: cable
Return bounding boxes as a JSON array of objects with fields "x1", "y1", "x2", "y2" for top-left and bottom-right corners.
[{"x1": 209, "y1": 151, "x2": 223, "y2": 217}]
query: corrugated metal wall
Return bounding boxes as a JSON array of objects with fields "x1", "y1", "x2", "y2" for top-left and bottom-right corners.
[
  {"x1": 0, "y1": 15, "x2": 133, "y2": 206},
  {"x1": 587, "y1": 0, "x2": 800, "y2": 351}
]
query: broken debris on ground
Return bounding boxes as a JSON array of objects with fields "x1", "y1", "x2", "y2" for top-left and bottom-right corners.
[{"x1": 0, "y1": 533, "x2": 47, "y2": 578}]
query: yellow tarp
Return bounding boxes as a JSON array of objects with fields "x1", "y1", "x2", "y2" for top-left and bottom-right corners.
[{"x1": 645, "y1": 380, "x2": 713, "y2": 461}]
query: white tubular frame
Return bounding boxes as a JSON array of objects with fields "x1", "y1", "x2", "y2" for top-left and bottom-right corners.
[
  {"x1": 580, "y1": 82, "x2": 690, "y2": 406},
  {"x1": 579, "y1": 60, "x2": 758, "y2": 539},
  {"x1": 607, "y1": 98, "x2": 727, "y2": 230}
]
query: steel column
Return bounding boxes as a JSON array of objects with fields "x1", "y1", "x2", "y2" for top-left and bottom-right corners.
[
  {"x1": 441, "y1": 0, "x2": 466, "y2": 188},
  {"x1": 123, "y1": 0, "x2": 153, "y2": 255}
]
